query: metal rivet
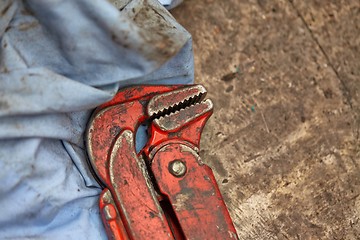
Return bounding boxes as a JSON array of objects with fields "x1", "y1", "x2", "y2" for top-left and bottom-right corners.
[{"x1": 169, "y1": 160, "x2": 186, "y2": 177}]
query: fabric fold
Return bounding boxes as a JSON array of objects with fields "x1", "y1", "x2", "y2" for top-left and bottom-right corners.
[{"x1": 0, "y1": 0, "x2": 192, "y2": 239}]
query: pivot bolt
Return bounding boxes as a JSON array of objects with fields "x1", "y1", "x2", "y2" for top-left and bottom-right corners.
[{"x1": 169, "y1": 160, "x2": 186, "y2": 177}]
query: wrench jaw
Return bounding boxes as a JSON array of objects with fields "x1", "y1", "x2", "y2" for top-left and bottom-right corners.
[
  {"x1": 143, "y1": 85, "x2": 214, "y2": 156},
  {"x1": 152, "y1": 99, "x2": 213, "y2": 132},
  {"x1": 147, "y1": 85, "x2": 207, "y2": 119}
]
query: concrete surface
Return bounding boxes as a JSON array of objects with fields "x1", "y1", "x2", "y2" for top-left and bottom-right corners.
[{"x1": 171, "y1": 1, "x2": 360, "y2": 239}]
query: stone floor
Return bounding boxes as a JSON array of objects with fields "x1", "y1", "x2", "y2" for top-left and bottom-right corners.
[{"x1": 172, "y1": 1, "x2": 360, "y2": 239}]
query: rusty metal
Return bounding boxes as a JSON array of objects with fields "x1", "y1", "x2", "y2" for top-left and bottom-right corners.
[
  {"x1": 153, "y1": 99, "x2": 214, "y2": 132},
  {"x1": 86, "y1": 85, "x2": 238, "y2": 239},
  {"x1": 147, "y1": 85, "x2": 206, "y2": 118}
]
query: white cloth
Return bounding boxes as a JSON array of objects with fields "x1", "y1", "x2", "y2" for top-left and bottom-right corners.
[{"x1": 0, "y1": 0, "x2": 193, "y2": 239}]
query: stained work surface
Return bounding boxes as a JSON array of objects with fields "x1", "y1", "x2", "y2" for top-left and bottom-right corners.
[{"x1": 172, "y1": 1, "x2": 359, "y2": 239}]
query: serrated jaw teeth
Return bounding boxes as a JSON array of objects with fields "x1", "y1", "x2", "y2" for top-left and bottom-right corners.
[
  {"x1": 147, "y1": 85, "x2": 213, "y2": 131},
  {"x1": 147, "y1": 85, "x2": 207, "y2": 119},
  {"x1": 154, "y1": 99, "x2": 213, "y2": 131}
]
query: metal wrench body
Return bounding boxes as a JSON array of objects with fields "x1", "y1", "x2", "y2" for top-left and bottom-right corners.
[{"x1": 86, "y1": 85, "x2": 238, "y2": 240}]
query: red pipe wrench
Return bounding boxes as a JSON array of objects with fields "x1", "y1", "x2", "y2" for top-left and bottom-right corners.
[{"x1": 86, "y1": 85, "x2": 238, "y2": 239}]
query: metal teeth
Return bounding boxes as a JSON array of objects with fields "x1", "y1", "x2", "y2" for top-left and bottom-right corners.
[
  {"x1": 154, "y1": 99, "x2": 214, "y2": 132},
  {"x1": 147, "y1": 85, "x2": 207, "y2": 119},
  {"x1": 156, "y1": 99, "x2": 206, "y2": 120},
  {"x1": 151, "y1": 93, "x2": 204, "y2": 119}
]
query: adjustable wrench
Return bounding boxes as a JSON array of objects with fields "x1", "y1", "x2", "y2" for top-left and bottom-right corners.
[{"x1": 86, "y1": 85, "x2": 238, "y2": 239}]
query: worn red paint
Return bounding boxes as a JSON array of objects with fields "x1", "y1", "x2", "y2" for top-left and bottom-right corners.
[{"x1": 86, "y1": 85, "x2": 238, "y2": 239}]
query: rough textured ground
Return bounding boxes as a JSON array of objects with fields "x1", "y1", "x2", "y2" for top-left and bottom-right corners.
[{"x1": 172, "y1": 1, "x2": 360, "y2": 239}]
